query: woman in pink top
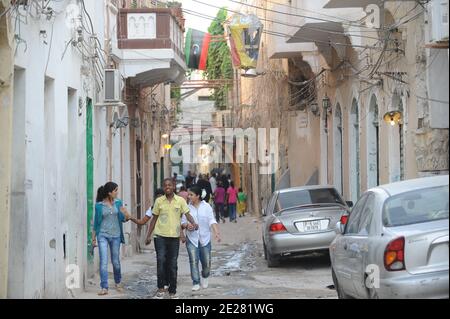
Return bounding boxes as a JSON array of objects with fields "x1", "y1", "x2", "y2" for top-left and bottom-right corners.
[
  {"x1": 226, "y1": 182, "x2": 239, "y2": 223},
  {"x1": 213, "y1": 181, "x2": 226, "y2": 223}
]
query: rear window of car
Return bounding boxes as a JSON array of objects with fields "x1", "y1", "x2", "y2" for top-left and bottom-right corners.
[
  {"x1": 277, "y1": 188, "x2": 345, "y2": 210},
  {"x1": 383, "y1": 185, "x2": 449, "y2": 227}
]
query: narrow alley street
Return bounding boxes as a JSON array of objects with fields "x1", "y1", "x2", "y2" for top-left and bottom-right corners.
[
  {"x1": 78, "y1": 214, "x2": 336, "y2": 299},
  {"x1": 0, "y1": 0, "x2": 448, "y2": 302}
]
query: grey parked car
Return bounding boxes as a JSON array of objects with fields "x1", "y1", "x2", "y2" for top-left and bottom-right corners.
[
  {"x1": 330, "y1": 175, "x2": 449, "y2": 299},
  {"x1": 262, "y1": 186, "x2": 352, "y2": 267}
]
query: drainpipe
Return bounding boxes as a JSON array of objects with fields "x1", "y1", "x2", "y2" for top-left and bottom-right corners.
[{"x1": 86, "y1": 98, "x2": 94, "y2": 264}]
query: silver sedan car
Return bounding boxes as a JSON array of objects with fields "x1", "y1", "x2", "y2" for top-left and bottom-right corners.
[
  {"x1": 330, "y1": 175, "x2": 449, "y2": 299},
  {"x1": 262, "y1": 186, "x2": 351, "y2": 267}
]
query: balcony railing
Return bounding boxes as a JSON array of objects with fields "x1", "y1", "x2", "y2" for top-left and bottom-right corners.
[
  {"x1": 117, "y1": 7, "x2": 185, "y2": 60},
  {"x1": 111, "y1": 0, "x2": 164, "y2": 9}
]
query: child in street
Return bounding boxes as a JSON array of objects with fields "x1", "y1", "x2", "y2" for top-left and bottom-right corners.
[{"x1": 237, "y1": 188, "x2": 247, "y2": 217}]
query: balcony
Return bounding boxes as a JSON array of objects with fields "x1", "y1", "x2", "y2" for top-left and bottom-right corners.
[
  {"x1": 110, "y1": 5, "x2": 187, "y2": 86},
  {"x1": 283, "y1": 0, "x2": 375, "y2": 65},
  {"x1": 266, "y1": 3, "x2": 318, "y2": 59}
]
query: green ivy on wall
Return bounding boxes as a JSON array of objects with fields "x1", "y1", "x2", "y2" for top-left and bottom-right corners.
[
  {"x1": 171, "y1": 86, "x2": 182, "y2": 114},
  {"x1": 205, "y1": 8, "x2": 233, "y2": 110}
]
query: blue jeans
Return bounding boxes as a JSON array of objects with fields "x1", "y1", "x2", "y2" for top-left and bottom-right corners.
[
  {"x1": 228, "y1": 203, "x2": 237, "y2": 222},
  {"x1": 215, "y1": 202, "x2": 224, "y2": 222},
  {"x1": 186, "y1": 239, "x2": 211, "y2": 285},
  {"x1": 98, "y1": 234, "x2": 121, "y2": 289},
  {"x1": 154, "y1": 236, "x2": 180, "y2": 294}
]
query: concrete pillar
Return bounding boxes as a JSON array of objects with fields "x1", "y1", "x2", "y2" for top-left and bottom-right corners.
[{"x1": 0, "y1": 1, "x2": 13, "y2": 298}]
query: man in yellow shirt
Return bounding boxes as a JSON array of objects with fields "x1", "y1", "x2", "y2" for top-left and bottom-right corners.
[{"x1": 146, "y1": 178, "x2": 198, "y2": 299}]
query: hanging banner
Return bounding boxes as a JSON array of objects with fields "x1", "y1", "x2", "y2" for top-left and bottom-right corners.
[
  {"x1": 227, "y1": 14, "x2": 263, "y2": 70},
  {"x1": 185, "y1": 28, "x2": 211, "y2": 70}
]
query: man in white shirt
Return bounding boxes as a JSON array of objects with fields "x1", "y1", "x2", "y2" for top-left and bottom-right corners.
[
  {"x1": 209, "y1": 173, "x2": 217, "y2": 194},
  {"x1": 181, "y1": 186, "x2": 221, "y2": 291}
]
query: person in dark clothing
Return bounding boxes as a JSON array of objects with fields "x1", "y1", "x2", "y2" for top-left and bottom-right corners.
[
  {"x1": 186, "y1": 171, "x2": 194, "y2": 188},
  {"x1": 220, "y1": 174, "x2": 229, "y2": 190},
  {"x1": 196, "y1": 174, "x2": 212, "y2": 203}
]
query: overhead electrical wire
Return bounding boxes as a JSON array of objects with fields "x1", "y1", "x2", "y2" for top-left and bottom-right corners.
[
  {"x1": 182, "y1": 8, "x2": 391, "y2": 51},
  {"x1": 201, "y1": 0, "x2": 377, "y2": 29},
  {"x1": 253, "y1": 0, "x2": 358, "y2": 24},
  {"x1": 184, "y1": 3, "x2": 383, "y2": 41},
  {"x1": 182, "y1": 7, "x2": 382, "y2": 42}
]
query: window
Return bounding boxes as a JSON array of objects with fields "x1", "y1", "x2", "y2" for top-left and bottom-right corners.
[
  {"x1": 127, "y1": 13, "x2": 156, "y2": 39},
  {"x1": 383, "y1": 185, "x2": 449, "y2": 227},
  {"x1": 356, "y1": 193, "x2": 375, "y2": 236},
  {"x1": 267, "y1": 193, "x2": 278, "y2": 215},
  {"x1": 345, "y1": 194, "x2": 369, "y2": 235},
  {"x1": 277, "y1": 188, "x2": 346, "y2": 210}
]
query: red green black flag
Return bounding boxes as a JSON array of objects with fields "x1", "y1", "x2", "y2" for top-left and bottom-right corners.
[{"x1": 185, "y1": 28, "x2": 211, "y2": 70}]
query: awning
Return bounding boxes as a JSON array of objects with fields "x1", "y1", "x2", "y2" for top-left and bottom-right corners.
[
  {"x1": 287, "y1": 22, "x2": 348, "y2": 62},
  {"x1": 324, "y1": 0, "x2": 383, "y2": 8}
]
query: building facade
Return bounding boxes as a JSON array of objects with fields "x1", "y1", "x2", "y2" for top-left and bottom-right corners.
[
  {"x1": 0, "y1": 0, "x2": 14, "y2": 299},
  {"x1": 236, "y1": 0, "x2": 449, "y2": 213},
  {"x1": 0, "y1": 0, "x2": 185, "y2": 298}
]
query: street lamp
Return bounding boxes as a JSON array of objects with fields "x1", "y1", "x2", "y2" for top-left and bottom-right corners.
[
  {"x1": 310, "y1": 102, "x2": 320, "y2": 116},
  {"x1": 383, "y1": 111, "x2": 402, "y2": 126},
  {"x1": 322, "y1": 95, "x2": 331, "y2": 112}
]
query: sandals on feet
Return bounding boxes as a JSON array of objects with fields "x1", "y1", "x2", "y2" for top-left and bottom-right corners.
[{"x1": 98, "y1": 288, "x2": 108, "y2": 296}]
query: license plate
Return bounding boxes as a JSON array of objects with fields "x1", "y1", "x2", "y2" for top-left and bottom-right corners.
[{"x1": 296, "y1": 219, "x2": 329, "y2": 233}]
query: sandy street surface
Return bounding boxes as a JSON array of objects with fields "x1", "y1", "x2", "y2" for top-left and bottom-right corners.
[{"x1": 78, "y1": 214, "x2": 337, "y2": 299}]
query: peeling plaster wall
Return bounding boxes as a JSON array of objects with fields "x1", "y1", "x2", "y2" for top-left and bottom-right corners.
[
  {"x1": 7, "y1": 0, "x2": 104, "y2": 298},
  {"x1": 0, "y1": 0, "x2": 13, "y2": 299},
  {"x1": 239, "y1": 1, "x2": 449, "y2": 211}
]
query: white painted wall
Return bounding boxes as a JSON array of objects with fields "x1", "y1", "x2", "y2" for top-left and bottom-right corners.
[
  {"x1": 428, "y1": 49, "x2": 449, "y2": 129},
  {"x1": 349, "y1": 100, "x2": 360, "y2": 203},
  {"x1": 8, "y1": 0, "x2": 104, "y2": 298},
  {"x1": 366, "y1": 95, "x2": 379, "y2": 189}
]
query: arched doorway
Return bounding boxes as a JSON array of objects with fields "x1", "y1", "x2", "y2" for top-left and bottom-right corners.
[
  {"x1": 349, "y1": 99, "x2": 360, "y2": 203},
  {"x1": 367, "y1": 95, "x2": 380, "y2": 188},
  {"x1": 333, "y1": 104, "x2": 343, "y2": 195}
]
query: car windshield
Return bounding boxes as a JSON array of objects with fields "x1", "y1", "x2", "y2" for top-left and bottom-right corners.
[
  {"x1": 278, "y1": 188, "x2": 345, "y2": 210},
  {"x1": 383, "y1": 185, "x2": 449, "y2": 227}
]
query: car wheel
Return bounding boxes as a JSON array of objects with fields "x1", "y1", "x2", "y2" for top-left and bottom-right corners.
[
  {"x1": 332, "y1": 268, "x2": 351, "y2": 299},
  {"x1": 263, "y1": 241, "x2": 267, "y2": 260}
]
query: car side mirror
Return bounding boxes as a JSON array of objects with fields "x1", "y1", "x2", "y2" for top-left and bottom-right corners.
[
  {"x1": 346, "y1": 201, "x2": 354, "y2": 208},
  {"x1": 335, "y1": 221, "x2": 345, "y2": 235},
  {"x1": 262, "y1": 208, "x2": 267, "y2": 217}
]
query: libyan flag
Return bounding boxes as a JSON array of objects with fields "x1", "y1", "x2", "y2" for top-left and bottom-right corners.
[{"x1": 185, "y1": 29, "x2": 211, "y2": 70}]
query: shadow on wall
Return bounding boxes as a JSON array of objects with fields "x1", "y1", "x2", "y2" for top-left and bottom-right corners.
[
  {"x1": 305, "y1": 169, "x2": 319, "y2": 186},
  {"x1": 275, "y1": 169, "x2": 291, "y2": 191}
]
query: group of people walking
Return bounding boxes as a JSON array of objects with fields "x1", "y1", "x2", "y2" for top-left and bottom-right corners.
[
  {"x1": 93, "y1": 174, "x2": 231, "y2": 299},
  {"x1": 183, "y1": 171, "x2": 248, "y2": 223}
]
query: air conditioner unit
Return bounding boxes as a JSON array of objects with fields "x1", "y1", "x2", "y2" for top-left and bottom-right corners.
[
  {"x1": 104, "y1": 69, "x2": 121, "y2": 103},
  {"x1": 430, "y1": 0, "x2": 449, "y2": 42}
]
